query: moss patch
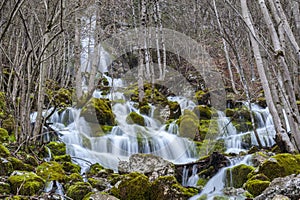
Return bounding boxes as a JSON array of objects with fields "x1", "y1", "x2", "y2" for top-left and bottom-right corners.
[
  {"x1": 36, "y1": 161, "x2": 66, "y2": 182},
  {"x1": 225, "y1": 164, "x2": 254, "y2": 188},
  {"x1": 0, "y1": 181, "x2": 10, "y2": 195},
  {"x1": 126, "y1": 112, "x2": 145, "y2": 126},
  {"x1": 0, "y1": 127, "x2": 9, "y2": 142},
  {"x1": 0, "y1": 144, "x2": 10, "y2": 157},
  {"x1": 8, "y1": 171, "x2": 45, "y2": 196},
  {"x1": 87, "y1": 163, "x2": 104, "y2": 177},
  {"x1": 66, "y1": 182, "x2": 92, "y2": 200},
  {"x1": 244, "y1": 179, "x2": 270, "y2": 197},
  {"x1": 0, "y1": 157, "x2": 13, "y2": 176},
  {"x1": 7, "y1": 157, "x2": 34, "y2": 171},
  {"x1": 46, "y1": 141, "x2": 66, "y2": 156}
]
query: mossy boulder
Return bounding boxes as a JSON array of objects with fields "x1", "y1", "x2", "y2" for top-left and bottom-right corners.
[
  {"x1": 66, "y1": 182, "x2": 92, "y2": 200},
  {"x1": 0, "y1": 157, "x2": 13, "y2": 175},
  {"x1": 7, "y1": 157, "x2": 34, "y2": 171},
  {"x1": 88, "y1": 177, "x2": 106, "y2": 191},
  {"x1": 62, "y1": 162, "x2": 81, "y2": 174},
  {"x1": 126, "y1": 112, "x2": 145, "y2": 126},
  {"x1": 46, "y1": 141, "x2": 66, "y2": 156},
  {"x1": 53, "y1": 154, "x2": 72, "y2": 163},
  {"x1": 55, "y1": 88, "x2": 73, "y2": 107},
  {"x1": 168, "y1": 101, "x2": 181, "y2": 119},
  {"x1": 0, "y1": 128, "x2": 9, "y2": 142},
  {"x1": 244, "y1": 179, "x2": 270, "y2": 197},
  {"x1": 81, "y1": 98, "x2": 115, "y2": 125},
  {"x1": 110, "y1": 172, "x2": 151, "y2": 200},
  {"x1": 225, "y1": 164, "x2": 255, "y2": 188},
  {"x1": 254, "y1": 153, "x2": 300, "y2": 180},
  {"x1": 177, "y1": 110, "x2": 199, "y2": 139},
  {"x1": 139, "y1": 104, "x2": 151, "y2": 115},
  {"x1": 8, "y1": 171, "x2": 45, "y2": 196},
  {"x1": 64, "y1": 172, "x2": 84, "y2": 190},
  {"x1": 0, "y1": 181, "x2": 10, "y2": 195},
  {"x1": 194, "y1": 90, "x2": 210, "y2": 105},
  {"x1": 87, "y1": 163, "x2": 104, "y2": 177},
  {"x1": 150, "y1": 175, "x2": 198, "y2": 200},
  {"x1": 36, "y1": 161, "x2": 66, "y2": 182},
  {"x1": 0, "y1": 144, "x2": 10, "y2": 157},
  {"x1": 193, "y1": 105, "x2": 214, "y2": 120}
]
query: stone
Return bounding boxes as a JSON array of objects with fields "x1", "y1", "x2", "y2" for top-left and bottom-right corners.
[
  {"x1": 84, "y1": 192, "x2": 120, "y2": 200},
  {"x1": 66, "y1": 182, "x2": 93, "y2": 200},
  {"x1": 8, "y1": 171, "x2": 45, "y2": 196},
  {"x1": 244, "y1": 179, "x2": 270, "y2": 197},
  {"x1": 118, "y1": 154, "x2": 174, "y2": 181},
  {"x1": 225, "y1": 164, "x2": 255, "y2": 188},
  {"x1": 272, "y1": 195, "x2": 290, "y2": 200},
  {"x1": 254, "y1": 174, "x2": 300, "y2": 200},
  {"x1": 0, "y1": 157, "x2": 13, "y2": 176}
]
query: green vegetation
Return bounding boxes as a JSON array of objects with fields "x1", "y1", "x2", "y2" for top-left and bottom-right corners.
[
  {"x1": 244, "y1": 180, "x2": 270, "y2": 197},
  {"x1": 126, "y1": 112, "x2": 145, "y2": 126},
  {"x1": 66, "y1": 182, "x2": 93, "y2": 200},
  {"x1": 36, "y1": 161, "x2": 66, "y2": 182},
  {"x1": 225, "y1": 164, "x2": 254, "y2": 188},
  {"x1": 46, "y1": 141, "x2": 66, "y2": 156}
]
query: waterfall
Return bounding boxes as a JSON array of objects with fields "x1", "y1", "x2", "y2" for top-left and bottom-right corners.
[
  {"x1": 189, "y1": 155, "x2": 252, "y2": 200},
  {"x1": 182, "y1": 164, "x2": 199, "y2": 187}
]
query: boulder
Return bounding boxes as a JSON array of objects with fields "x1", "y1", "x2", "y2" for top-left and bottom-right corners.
[
  {"x1": 46, "y1": 141, "x2": 66, "y2": 156},
  {"x1": 84, "y1": 192, "x2": 119, "y2": 200},
  {"x1": 36, "y1": 161, "x2": 66, "y2": 182},
  {"x1": 254, "y1": 174, "x2": 300, "y2": 200},
  {"x1": 8, "y1": 171, "x2": 45, "y2": 196},
  {"x1": 118, "y1": 154, "x2": 174, "y2": 181},
  {"x1": 126, "y1": 112, "x2": 145, "y2": 126},
  {"x1": 225, "y1": 164, "x2": 255, "y2": 188},
  {"x1": 66, "y1": 182, "x2": 93, "y2": 200}
]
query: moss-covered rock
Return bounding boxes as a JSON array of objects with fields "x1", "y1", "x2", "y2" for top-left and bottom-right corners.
[
  {"x1": 24, "y1": 155, "x2": 39, "y2": 167},
  {"x1": 0, "y1": 157, "x2": 13, "y2": 175},
  {"x1": 139, "y1": 104, "x2": 151, "y2": 116},
  {"x1": 244, "y1": 179, "x2": 270, "y2": 197},
  {"x1": 0, "y1": 128, "x2": 9, "y2": 142},
  {"x1": 177, "y1": 110, "x2": 199, "y2": 139},
  {"x1": 225, "y1": 164, "x2": 255, "y2": 188},
  {"x1": 193, "y1": 105, "x2": 214, "y2": 120},
  {"x1": 8, "y1": 171, "x2": 45, "y2": 196},
  {"x1": 36, "y1": 161, "x2": 66, "y2": 182},
  {"x1": 66, "y1": 182, "x2": 93, "y2": 200},
  {"x1": 253, "y1": 153, "x2": 300, "y2": 180},
  {"x1": 0, "y1": 181, "x2": 10, "y2": 195},
  {"x1": 126, "y1": 112, "x2": 145, "y2": 126},
  {"x1": 87, "y1": 163, "x2": 104, "y2": 177},
  {"x1": 53, "y1": 154, "x2": 72, "y2": 163},
  {"x1": 81, "y1": 98, "x2": 115, "y2": 125},
  {"x1": 196, "y1": 177, "x2": 209, "y2": 189},
  {"x1": 194, "y1": 90, "x2": 210, "y2": 105},
  {"x1": 46, "y1": 141, "x2": 66, "y2": 156},
  {"x1": 110, "y1": 172, "x2": 151, "y2": 200},
  {"x1": 62, "y1": 162, "x2": 81, "y2": 174},
  {"x1": 7, "y1": 157, "x2": 34, "y2": 171},
  {"x1": 0, "y1": 144, "x2": 10, "y2": 157},
  {"x1": 64, "y1": 172, "x2": 84, "y2": 190},
  {"x1": 150, "y1": 175, "x2": 198, "y2": 200},
  {"x1": 88, "y1": 177, "x2": 106, "y2": 191},
  {"x1": 168, "y1": 101, "x2": 181, "y2": 119}
]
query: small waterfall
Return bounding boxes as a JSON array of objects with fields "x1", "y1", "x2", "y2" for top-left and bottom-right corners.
[
  {"x1": 44, "y1": 180, "x2": 64, "y2": 195},
  {"x1": 190, "y1": 155, "x2": 252, "y2": 200},
  {"x1": 168, "y1": 96, "x2": 196, "y2": 110},
  {"x1": 182, "y1": 164, "x2": 199, "y2": 187}
]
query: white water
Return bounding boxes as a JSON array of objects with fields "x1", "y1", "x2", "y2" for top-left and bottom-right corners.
[{"x1": 190, "y1": 155, "x2": 252, "y2": 200}]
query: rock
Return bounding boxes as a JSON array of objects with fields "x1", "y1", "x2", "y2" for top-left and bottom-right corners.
[
  {"x1": 254, "y1": 174, "x2": 300, "y2": 200},
  {"x1": 110, "y1": 172, "x2": 151, "y2": 200},
  {"x1": 118, "y1": 154, "x2": 175, "y2": 181},
  {"x1": 251, "y1": 152, "x2": 269, "y2": 167},
  {"x1": 7, "y1": 157, "x2": 34, "y2": 171},
  {"x1": 272, "y1": 195, "x2": 290, "y2": 200},
  {"x1": 36, "y1": 161, "x2": 66, "y2": 182},
  {"x1": 139, "y1": 104, "x2": 151, "y2": 116},
  {"x1": 244, "y1": 179, "x2": 270, "y2": 197},
  {"x1": 168, "y1": 101, "x2": 181, "y2": 119},
  {"x1": 252, "y1": 153, "x2": 300, "y2": 180},
  {"x1": 0, "y1": 128, "x2": 9, "y2": 142},
  {"x1": 150, "y1": 175, "x2": 198, "y2": 200},
  {"x1": 87, "y1": 177, "x2": 107, "y2": 191},
  {"x1": 177, "y1": 110, "x2": 199, "y2": 139},
  {"x1": 66, "y1": 182, "x2": 93, "y2": 200},
  {"x1": 46, "y1": 141, "x2": 66, "y2": 156},
  {"x1": 194, "y1": 90, "x2": 210, "y2": 105},
  {"x1": 8, "y1": 171, "x2": 45, "y2": 196},
  {"x1": 225, "y1": 164, "x2": 255, "y2": 188},
  {"x1": 80, "y1": 98, "x2": 115, "y2": 125},
  {"x1": 61, "y1": 161, "x2": 81, "y2": 174},
  {"x1": 0, "y1": 144, "x2": 10, "y2": 157},
  {"x1": 126, "y1": 112, "x2": 145, "y2": 126},
  {"x1": 87, "y1": 163, "x2": 104, "y2": 177},
  {"x1": 84, "y1": 192, "x2": 120, "y2": 200},
  {"x1": 0, "y1": 157, "x2": 13, "y2": 176},
  {"x1": 54, "y1": 154, "x2": 72, "y2": 162},
  {"x1": 193, "y1": 105, "x2": 213, "y2": 120}
]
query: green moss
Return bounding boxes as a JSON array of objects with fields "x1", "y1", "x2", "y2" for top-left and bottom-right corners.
[
  {"x1": 197, "y1": 177, "x2": 209, "y2": 188},
  {"x1": 80, "y1": 98, "x2": 115, "y2": 125},
  {"x1": 8, "y1": 171, "x2": 45, "y2": 196},
  {"x1": 255, "y1": 153, "x2": 300, "y2": 180},
  {"x1": 248, "y1": 174, "x2": 269, "y2": 181},
  {"x1": 194, "y1": 90, "x2": 210, "y2": 105},
  {"x1": 126, "y1": 112, "x2": 145, "y2": 126},
  {"x1": 64, "y1": 173, "x2": 84, "y2": 190},
  {"x1": 36, "y1": 161, "x2": 66, "y2": 182},
  {"x1": 66, "y1": 182, "x2": 93, "y2": 200},
  {"x1": 0, "y1": 157, "x2": 13, "y2": 175},
  {"x1": 0, "y1": 144, "x2": 10, "y2": 157},
  {"x1": 24, "y1": 155, "x2": 38, "y2": 166},
  {"x1": 193, "y1": 105, "x2": 213, "y2": 119},
  {"x1": 0, "y1": 128, "x2": 9, "y2": 142},
  {"x1": 7, "y1": 157, "x2": 34, "y2": 171},
  {"x1": 88, "y1": 177, "x2": 106, "y2": 191},
  {"x1": 150, "y1": 175, "x2": 198, "y2": 200},
  {"x1": 213, "y1": 196, "x2": 230, "y2": 200},
  {"x1": 87, "y1": 163, "x2": 104, "y2": 177},
  {"x1": 46, "y1": 142, "x2": 66, "y2": 156},
  {"x1": 0, "y1": 182, "x2": 10, "y2": 195},
  {"x1": 62, "y1": 162, "x2": 81, "y2": 174},
  {"x1": 168, "y1": 101, "x2": 181, "y2": 119},
  {"x1": 244, "y1": 179, "x2": 270, "y2": 197},
  {"x1": 54, "y1": 154, "x2": 72, "y2": 162},
  {"x1": 225, "y1": 164, "x2": 254, "y2": 188},
  {"x1": 177, "y1": 110, "x2": 199, "y2": 139},
  {"x1": 110, "y1": 172, "x2": 150, "y2": 200},
  {"x1": 139, "y1": 104, "x2": 151, "y2": 115}
]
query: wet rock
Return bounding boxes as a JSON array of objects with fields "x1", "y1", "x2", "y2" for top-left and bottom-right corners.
[
  {"x1": 110, "y1": 172, "x2": 151, "y2": 200},
  {"x1": 118, "y1": 154, "x2": 174, "y2": 181},
  {"x1": 66, "y1": 182, "x2": 93, "y2": 200},
  {"x1": 84, "y1": 192, "x2": 120, "y2": 200},
  {"x1": 8, "y1": 171, "x2": 45, "y2": 196},
  {"x1": 254, "y1": 174, "x2": 300, "y2": 200}
]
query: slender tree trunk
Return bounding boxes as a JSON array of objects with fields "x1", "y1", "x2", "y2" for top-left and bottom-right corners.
[{"x1": 74, "y1": 0, "x2": 82, "y2": 99}]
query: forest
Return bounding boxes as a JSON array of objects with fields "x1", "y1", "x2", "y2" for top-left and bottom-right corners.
[{"x1": 0, "y1": 0, "x2": 300, "y2": 199}]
